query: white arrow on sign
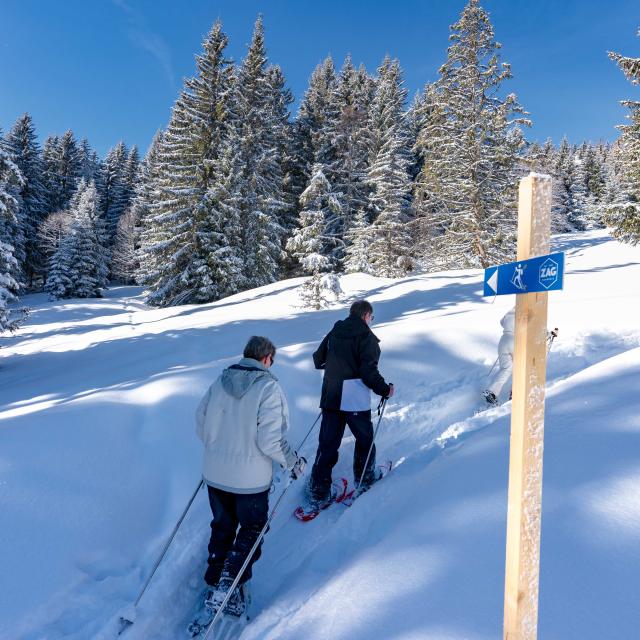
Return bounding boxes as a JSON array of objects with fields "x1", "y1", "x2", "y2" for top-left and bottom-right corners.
[{"x1": 486, "y1": 268, "x2": 498, "y2": 294}]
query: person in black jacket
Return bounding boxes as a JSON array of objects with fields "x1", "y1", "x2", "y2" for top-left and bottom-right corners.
[{"x1": 308, "y1": 299, "x2": 394, "y2": 504}]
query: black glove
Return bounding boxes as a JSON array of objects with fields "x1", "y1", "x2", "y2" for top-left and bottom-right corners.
[{"x1": 290, "y1": 454, "x2": 307, "y2": 480}]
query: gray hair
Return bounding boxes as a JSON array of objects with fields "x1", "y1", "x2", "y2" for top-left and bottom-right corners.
[
  {"x1": 243, "y1": 336, "x2": 276, "y2": 361},
  {"x1": 350, "y1": 299, "x2": 373, "y2": 318}
]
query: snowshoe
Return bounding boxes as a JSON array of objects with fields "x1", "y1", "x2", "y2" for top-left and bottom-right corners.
[
  {"x1": 294, "y1": 477, "x2": 348, "y2": 522},
  {"x1": 186, "y1": 588, "x2": 215, "y2": 637},
  {"x1": 483, "y1": 390, "x2": 498, "y2": 406},
  {"x1": 224, "y1": 582, "x2": 250, "y2": 617},
  {"x1": 343, "y1": 460, "x2": 393, "y2": 506}
]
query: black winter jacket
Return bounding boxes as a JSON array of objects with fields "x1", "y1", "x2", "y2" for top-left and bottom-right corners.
[{"x1": 313, "y1": 315, "x2": 390, "y2": 411}]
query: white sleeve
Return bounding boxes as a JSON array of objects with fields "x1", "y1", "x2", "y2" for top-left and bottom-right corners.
[
  {"x1": 256, "y1": 381, "x2": 297, "y2": 470},
  {"x1": 195, "y1": 385, "x2": 212, "y2": 442}
]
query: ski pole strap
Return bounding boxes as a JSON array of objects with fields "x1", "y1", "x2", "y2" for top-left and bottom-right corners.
[{"x1": 377, "y1": 396, "x2": 387, "y2": 416}]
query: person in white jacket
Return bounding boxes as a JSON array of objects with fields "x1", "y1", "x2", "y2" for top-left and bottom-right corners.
[
  {"x1": 195, "y1": 336, "x2": 304, "y2": 617},
  {"x1": 483, "y1": 306, "x2": 515, "y2": 406}
]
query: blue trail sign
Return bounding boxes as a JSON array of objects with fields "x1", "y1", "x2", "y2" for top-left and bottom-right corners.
[{"x1": 483, "y1": 252, "x2": 564, "y2": 296}]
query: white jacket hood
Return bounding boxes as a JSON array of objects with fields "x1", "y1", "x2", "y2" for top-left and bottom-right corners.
[
  {"x1": 221, "y1": 358, "x2": 275, "y2": 399},
  {"x1": 195, "y1": 358, "x2": 296, "y2": 494}
]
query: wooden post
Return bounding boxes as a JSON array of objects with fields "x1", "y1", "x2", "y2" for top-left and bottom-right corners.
[{"x1": 503, "y1": 173, "x2": 552, "y2": 640}]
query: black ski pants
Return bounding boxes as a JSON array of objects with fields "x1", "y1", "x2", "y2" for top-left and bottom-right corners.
[
  {"x1": 205, "y1": 486, "x2": 269, "y2": 587},
  {"x1": 309, "y1": 409, "x2": 376, "y2": 501}
]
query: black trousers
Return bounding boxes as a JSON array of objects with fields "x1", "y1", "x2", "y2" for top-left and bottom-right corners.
[
  {"x1": 309, "y1": 409, "x2": 376, "y2": 501},
  {"x1": 205, "y1": 486, "x2": 269, "y2": 587}
]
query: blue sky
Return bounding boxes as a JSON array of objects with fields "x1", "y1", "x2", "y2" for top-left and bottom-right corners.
[{"x1": 1, "y1": 0, "x2": 638, "y2": 157}]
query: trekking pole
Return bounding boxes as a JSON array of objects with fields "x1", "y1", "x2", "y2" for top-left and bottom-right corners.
[
  {"x1": 119, "y1": 479, "x2": 204, "y2": 631},
  {"x1": 297, "y1": 411, "x2": 322, "y2": 453},
  {"x1": 202, "y1": 412, "x2": 321, "y2": 639},
  {"x1": 353, "y1": 396, "x2": 389, "y2": 498},
  {"x1": 484, "y1": 356, "x2": 500, "y2": 380}
]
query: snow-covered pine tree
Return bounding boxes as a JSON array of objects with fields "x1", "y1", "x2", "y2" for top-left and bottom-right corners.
[
  {"x1": 42, "y1": 135, "x2": 61, "y2": 211},
  {"x1": 602, "y1": 140, "x2": 625, "y2": 207},
  {"x1": 549, "y1": 137, "x2": 573, "y2": 233},
  {"x1": 364, "y1": 56, "x2": 413, "y2": 276},
  {"x1": 4, "y1": 113, "x2": 48, "y2": 287},
  {"x1": 78, "y1": 138, "x2": 101, "y2": 183},
  {"x1": 524, "y1": 141, "x2": 544, "y2": 172},
  {"x1": 123, "y1": 146, "x2": 140, "y2": 205},
  {"x1": 604, "y1": 31, "x2": 640, "y2": 244},
  {"x1": 0, "y1": 140, "x2": 28, "y2": 332},
  {"x1": 583, "y1": 144, "x2": 606, "y2": 201},
  {"x1": 0, "y1": 129, "x2": 26, "y2": 287},
  {"x1": 414, "y1": 0, "x2": 529, "y2": 269},
  {"x1": 344, "y1": 208, "x2": 373, "y2": 273},
  {"x1": 100, "y1": 141, "x2": 129, "y2": 241},
  {"x1": 45, "y1": 180, "x2": 109, "y2": 299},
  {"x1": 324, "y1": 56, "x2": 372, "y2": 263},
  {"x1": 220, "y1": 16, "x2": 287, "y2": 289},
  {"x1": 286, "y1": 165, "x2": 338, "y2": 308},
  {"x1": 368, "y1": 134, "x2": 414, "y2": 277},
  {"x1": 522, "y1": 138, "x2": 570, "y2": 232},
  {"x1": 38, "y1": 211, "x2": 71, "y2": 268},
  {"x1": 42, "y1": 130, "x2": 82, "y2": 214},
  {"x1": 405, "y1": 92, "x2": 427, "y2": 183},
  {"x1": 133, "y1": 131, "x2": 164, "y2": 285},
  {"x1": 111, "y1": 207, "x2": 138, "y2": 283},
  {"x1": 141, "y1": 20, "x2": 235, "y2": 305},
  {"x1": 266, "y1": 65, "x2": 296, "y2": 233},
  {"x1": 567, "y1": 150, "x2": 589, "y2": 230},
  {"x1": 194, "y1": 142, "x2": 245, "y2": 300},
  {"x1": 293, "y1": 57, "x2": 339, "y2": 205},
  {"x1": 579, "y1": 143, "x2": 607, "y2": 228}
]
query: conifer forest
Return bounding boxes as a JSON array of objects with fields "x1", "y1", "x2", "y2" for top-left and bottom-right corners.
[{"x1": 1, "y1": 1, "x2": 639, "y2": 327}]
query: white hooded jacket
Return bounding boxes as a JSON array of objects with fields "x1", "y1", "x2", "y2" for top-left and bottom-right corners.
[
  {"x1": 499, "y1": 307, "x2": 516, "y2": 355},
  {"x1": 195, "y1": 358, "x2": 297, "y2": 494}
]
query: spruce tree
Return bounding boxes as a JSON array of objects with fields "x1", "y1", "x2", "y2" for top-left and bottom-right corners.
[
  {"x1": 605, "y1": 31, "x2": 640, "y2": 243},
  {"x1": 414, "y1": 0, "x2": 528, "y2": 269},
  {"x1": 78, "y1": 138, "x2": 101, "y2": 183},
  {"x1": 286, "y1": 166, "x2": 338, "y2": 308},
  {"x1": 364, "y1": 57, "x2": 413, "y2": 276},
  {"x1": 4, "y1": 114, "x2": 48, "y2": 287},
  {"x1": 324, "y1": 56, "x2": 372, "y2": 262},
  {"x1": 100, "y1": 141, "x2": 129, "y2": 241},
  {"x1": 368, "y1": 135, "x2": 414, "y2": 277},
  {"x1": 42, "y1": 130, "x2": 82, "y2": 214},
  {"x1": 567, "y1": 151, "x2": 589, "y2": 230},
  {"x1": 344, "y1": 208, "x2": 373, "y2": 273},
  {"x1": 142, "y1": 20, "x2": 235, "y2": 305},
  {"x1": 42, "y1": 135, "x2": 61, "y2": 211},
  {"x1": 195, "y1": 143, "x2": 245, "y2": 300},
  {"x1": 45, "y1": 180, "x2": 109, "y2": 299},
  {"x1": 294, "y1": 57, "x2": 339, "y2": 201},
  {"x1": 0, "y1": 141, "x2": 27, "y2": 331},
  {"x1": 111, "y1": 207, "x2": 138, "y2": 284},
  {"x1": 266, "y1": 65, "x2": 296, "y2": 233},
  {"x1": 219, "y1": 16, "x2": 287, "y2": 289},
  {"x1": 134, "y1": 131, "x2": 164, "y2": 285}
]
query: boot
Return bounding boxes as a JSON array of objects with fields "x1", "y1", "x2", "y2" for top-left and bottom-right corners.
[{"x1": 483, "y1": 390, "x2": 498, "y2": 406}]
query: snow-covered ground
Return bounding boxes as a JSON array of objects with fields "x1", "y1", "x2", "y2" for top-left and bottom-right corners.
[{"x1": 1, "y1": 229, "x2": 639, "y2": 639}]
